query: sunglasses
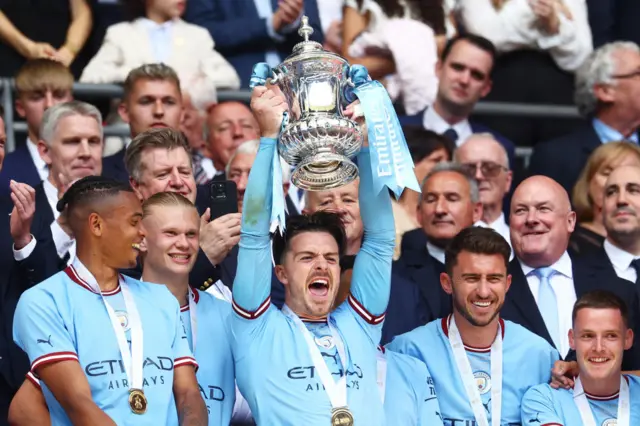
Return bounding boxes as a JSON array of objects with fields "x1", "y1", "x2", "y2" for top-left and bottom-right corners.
[{"x1": 460, "y1": 162, "x2": 508, "y2": 178}]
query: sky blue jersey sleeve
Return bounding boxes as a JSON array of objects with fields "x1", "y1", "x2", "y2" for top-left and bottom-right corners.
[
  {"x1": 346, "y1": 147, "x2": 395, "y2": 331},
  {"x1": 13, "y1": 287, "x2": 79, "y2": 376},
  {"x1": 232, "y1": 137, "x2": 277, "y2": 321},
  {"x1": 521, "y1": 384, "x2": 564, "y2": 426}
]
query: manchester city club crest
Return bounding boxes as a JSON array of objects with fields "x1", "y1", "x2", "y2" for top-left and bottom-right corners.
[
  {"x1": 115, "y1": 311, "x2": 130, "y2": 332},
  {"x1": 315, "y1": 335, "x2": 335, "y2": 350},
  {"x1": 602, "y1": 419, "x2": 617, "y2": 426},
  {"x1": 474, "y1": 371, "x2": 492, "y2": 394}
]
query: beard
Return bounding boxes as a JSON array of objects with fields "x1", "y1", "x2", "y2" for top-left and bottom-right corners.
[{"x1": 453, "y1": 295, "x2": 503, "y2": 327}]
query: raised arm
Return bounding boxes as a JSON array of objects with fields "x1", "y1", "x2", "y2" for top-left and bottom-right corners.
[
  {"x1": 232, "y1": 87, "x2": 287, "y2": 318},
  {"x1": 348, "y1": 117, "x2": 395, "y2": 324}
]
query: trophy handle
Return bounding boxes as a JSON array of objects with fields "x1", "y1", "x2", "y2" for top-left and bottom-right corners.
[{"x1": 269, "y1": 70, "x2": 281, "y2": 85}]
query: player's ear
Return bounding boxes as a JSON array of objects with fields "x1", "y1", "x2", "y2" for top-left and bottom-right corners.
[
  {"x1": 568, "y1": 328, "x2": 576, "y2": 350},
  {"x1": 88, "y1": 212, "x2": 104, "y2": 237},
  {"x1": 624, "y1": 328, "x2": 634, "y2": 351},
  {"x1": 275, "y1": 264, "x2": 288, "y2": 285},
  {"x1": 440, "y1": 272, "x2": 453, "y2": 295}
]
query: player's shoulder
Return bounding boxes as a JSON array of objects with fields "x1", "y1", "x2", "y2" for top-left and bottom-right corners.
[
  {"x1": 19, "y1": 269, "x2": 73, "y2": 305},
  {"x1": 195, "y1": 289, "x2": 232, "y2": 317},
  {"x1": 385, "y1": 348, "x2": 428, "y2": 376},
  {"x1": 522, "y1": 382, "x2": 557, "y2": 402},
  {"x1": 386, "y1": 317, "x2": 443, "y2": 353},
  {"x1": 128, "y1": 277, "x2": 179, "y2": 309},
  {"x1": 626, "y1": 374, "x2": 640, "y2": 390},
  {"x1": 503, "y1": 319, "x2": 557, "y2": 353}
]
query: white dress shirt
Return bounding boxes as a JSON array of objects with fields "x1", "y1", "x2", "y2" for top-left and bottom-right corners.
[
  {"x1": 603, "y1": 239, "x2": 639, "y2": 283},
  {"x1": 422, "y1": 107, "x2": 473, "y2": 146},
  {"x1": 26, "y1": 138, "x2": 49, "y2": 181},
  {"x1": 140, "y1": 18, "x2": 174, "y2": 63},
  {"x1": 317, "y1": 0, "x2": 343, "y2": 33},
  {"x1": 475, "y1": 213, "x2": 513, "y2": 259},
  {"x1": 426, "y1": 241, "x2": 445, "y2": 264},
  {"x1": 519, "y1": 251, "x2": 576, "y2": 357},
  {"x1": 457, "y1": 0, "x2": 592, "y2": 72}
]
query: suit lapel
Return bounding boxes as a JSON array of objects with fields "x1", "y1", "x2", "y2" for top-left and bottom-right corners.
[
  {"x1": 167, "y1": 19, "x2": 186, "y2": 65},
  {"x1": 402, "y1": 249, "x2": 443, "y2": 318},
  {"x1": 34, "y1": 183, "x2": 54, "y2": 227},
  {"x1": 581, "y1": 123, "x2": 604, "y2": 158},
  {"x1": 17, "y1": 144, "x2": 41, "y2": 184},
  {"x1": 506, "y1": 260, "x2": 553, "y2": 344},
  {"x1": 132, "y1": 19, "x2": 156, "y2": 64}
]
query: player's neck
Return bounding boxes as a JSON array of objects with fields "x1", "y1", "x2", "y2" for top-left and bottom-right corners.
[
  {"x1": 580, "y1": 371, "x2": 622, "y2": 397},
  {"x1": 453, "y1": 310, "x2": 500, "y2": 348},
  {"x1": 77, "y1": 252, "x2": 120, "y2": 292},
  {"x1": 142, "y1": 267, "x2": 190, "y2": 306}
]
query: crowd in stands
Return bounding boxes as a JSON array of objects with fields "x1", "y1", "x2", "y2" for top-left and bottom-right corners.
[{"x1": 0, "y1": 0, "x2": 639, "y2": 425}]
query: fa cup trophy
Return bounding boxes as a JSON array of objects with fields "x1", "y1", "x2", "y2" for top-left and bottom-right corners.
[{"x1": 252, "y1": 16, "x2": 364, "y2": 191}]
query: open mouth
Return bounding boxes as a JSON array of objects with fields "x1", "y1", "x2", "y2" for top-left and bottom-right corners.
[
  {"x1": 308, "y1": 278, "x2": 329, "y2": 298},
  {"x1": 169, "y1": 253, "x2": 191, "y2": 264},
  {"x1": 132, "y1": 243, "x2": 141, "y2": 251},
  {"x1": 472, "y1": 300, "x2": 492, "y2": 308},
  {"x1": 588, "y1": 357, "x2": 611, "y2": 364}
]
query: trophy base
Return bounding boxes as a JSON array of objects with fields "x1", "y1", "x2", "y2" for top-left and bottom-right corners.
[{"x1": 291, "y1": 153, "x2": 359, "y2": 191}]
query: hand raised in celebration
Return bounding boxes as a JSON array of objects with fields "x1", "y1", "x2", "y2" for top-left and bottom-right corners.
[{"x1": 250, "y1": 86, "x2": 289, "y2": 139}]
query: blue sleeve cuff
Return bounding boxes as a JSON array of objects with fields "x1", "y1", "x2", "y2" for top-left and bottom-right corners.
[{"x1": 260, "y1": 137, "x2": 278, "y2": 146}]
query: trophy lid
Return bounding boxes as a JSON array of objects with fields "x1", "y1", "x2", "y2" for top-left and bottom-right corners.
[{"x1": 291, "y1": 16, "x2": 324, "y2": 55}]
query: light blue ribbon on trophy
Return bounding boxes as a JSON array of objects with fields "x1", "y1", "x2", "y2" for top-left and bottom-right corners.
[
  {"x1": 344, "y1": 65, "x2": 421, "y2": 198},
  {"x1": 250, "y1": 63, "x2": 287, "y2": 234}
]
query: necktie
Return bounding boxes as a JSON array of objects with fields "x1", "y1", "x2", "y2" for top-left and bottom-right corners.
[
  {"x1": 443, "y1": 128, "x2": 459, "y2": 144},
  {"x1": 192, "y1": 152, "x2": 209, "y2": 185},
  {"x1": 630, "y1": 258, "x2": 640, "y2": 286},
  {"x1": 534, "y1": 267, "x2": 560, "y2": 350}
]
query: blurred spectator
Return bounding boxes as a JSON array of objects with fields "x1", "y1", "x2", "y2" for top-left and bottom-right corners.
[
  {"x1": 182, "y1": 91, "x2": 216, "y2": 185},
  {"x1": 463, "y1": 0, "x2": 593, "y2": 147},
  {"x1": 80, "y1": 0, "x2": 240, "y2": 96},
  {"x1": 0, "y1": 59, "x2": 73, "y2": 196},
  {"x1": 455, "y1": 133, "x2": 513, "y2": 249},
  {"x1": 393, "y1": 126, "x2": 453, "y2": 260},
  {"x1": 401, "y1": 34, "x2": 516, "y2": 167},
  {"x1": 102, "y1": 63, "x2": 184, "y2": 183},
  {"x1": 319, "y1": 0, "x2": 343, "y2": 53},
  {"x1": 569, "y1": 141, "x2": 640, "y2": 257},
  {"x1": 183, "y1": 0, "x2": 323, "y2": 87},
  {"x1": 586, "y1": 0, "x2": 640, "y2": 48},
  {"x1": 529, "y1": 42, "x2": 640, "y2": 196},
  {"x1": 0, "y1": 0, "x2": 92, "y2": 77},
  {"x1": 342, "y1": 0, "x2": 445, "y2": 113},
  {"x1": 205, "y1": 101, "x2": 259, "y2": 180}
]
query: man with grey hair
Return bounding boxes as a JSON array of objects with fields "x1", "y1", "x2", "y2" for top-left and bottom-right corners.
[
  {"x1": 454, "y1": 133, "x2": 513, "y2": 246},
  {"x1": 530, "y1": 41, "x2": 640, "y2": 196},
  {"x1": 382, "y1": 162, "x2": 483, "y2": 343},
  {"x1": 21, "y1": 101, "x2": 104, "y2": 264}
]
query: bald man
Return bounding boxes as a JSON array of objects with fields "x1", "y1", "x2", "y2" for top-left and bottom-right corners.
[
  {"x1": 455, "y1": 134, "x2": 512, "y2": 244},
  {"x1": 501, "y1": 175, "x2": 639, "y2": 363}
]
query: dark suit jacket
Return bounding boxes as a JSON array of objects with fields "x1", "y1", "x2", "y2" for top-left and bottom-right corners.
[
  {"x1": 102, "y1": 148, "x2": 129, "y2": 184},
  {"x1": 183, "y1": 0, "x2": 323, "y2": 87},
  {"x1": 398, "y1": 109, "x2": 517, "y2": 169},
  {"x1": 586, "y1": 0, "x2": 640, "y2": 48},
  {"x1": 502, "y1": 254, "x2": 640, "y2": 367},
  {"x1": 0, "y1": 144, "x2": 42, "y2": 197},
  {"x1": 381, "y1": 240, "x2": 451, "y2": 345}
]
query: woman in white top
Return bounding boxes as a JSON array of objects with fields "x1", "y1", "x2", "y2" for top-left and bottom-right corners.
[{"x1": 80, "y1": 0, "x2": 240, "y2": 96}]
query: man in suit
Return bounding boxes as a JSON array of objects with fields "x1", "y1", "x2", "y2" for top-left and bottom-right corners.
[
  {"x1": 382, "y1": 162, "x2": 483, "y2": 344},
  {"x1": 454, "y1": 133, "x2": 513, "y2": 247},
  {"x1": 587, "y1": 0, "x2": 640, "y2": 48},
  {"x1": 503, "y1": 175, "x2": 639, "y2": 366},
  {"x1": 0, "y1": 59, "x2": 74, "y2": 196},
  {"x1": 399, "y1": 34, "x2": 516, "y2": 168},
  {"x1": 183, "y1": 0, "x2": 323, "y2": 87},
  {"x1": 530, "y1": 42, "x2": 640, "y2": 196}
]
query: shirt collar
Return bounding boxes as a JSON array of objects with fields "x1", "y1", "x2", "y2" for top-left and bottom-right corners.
[
  {"x1": 426, "y1": 241, "x2": 445, "y2": 264},
  {"x1": 26, "y1": 137, "x2": 47, "y2": 172},
  {"x1": 65, "y1": 257, "x2": 122, "y2": 295},
  {"x1": 604, "y1": 239, "x2": 637, "y2": 272},
  {"x1": 139, "y1": 17, "x2": 175, "y2": 31},
  {"x1": 180, "y1": 287, "x2": 200, "y2": 312},
  {"x1": 592, "y1": 118, "x2": 639, "y2": 143},
  {"x1": 519, "y1": 250, "x2": 573, "y2": 279},
  {"x1": 423, "y1": 106, "x2": 472, "y2": 145},
  {"x1": 42, "y1": 178, "x2": 60, "y2": 219}
]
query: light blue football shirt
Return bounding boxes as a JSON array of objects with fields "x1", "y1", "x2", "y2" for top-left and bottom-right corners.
[
  {"x1": 387, "y1": 316, "x2": 560, "y2": 425},
  {"x1": 179, "y1": 288, "x2": 236, "y2": 425},
  {"x1": 522, "y1": 375, "x2": 640, "y2": 425},
  {"x1": 379, "y1": 347, "x2": 444, "y2": 426},
  {"x1": 13, "y1": 259, "x2": 197, "y2": 426},
  {"x1": 231, "y1": 139, "x2": 395, "y2": 425}
]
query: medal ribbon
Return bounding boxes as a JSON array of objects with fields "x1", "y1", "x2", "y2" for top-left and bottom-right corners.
[
  {"x1": 187, "y1": 288, "x2": 198, "y2": 353},
  {"x1": 573, "y1": 376, "x2": 629, "y2": 426},
  {"x1": 448, "y1": 315, "x2": 502, "y2": 426},
  {"x1": 282, "y1": 305, "x2": 348, "y2": 410},
  {"x1": 74, "y1": 262, "x2": 144, "y2": 392},
  {"x1": 376, "y1": 350, "x2": 388, "y2": 403}
]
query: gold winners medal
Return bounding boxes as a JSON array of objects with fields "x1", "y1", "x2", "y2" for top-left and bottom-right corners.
[
  {"x1": 331, "y1": 407, "x2": 354, "y2": 426},
  {"x1": 129, "y1": 389, "x2": 147, "y2": 414}
]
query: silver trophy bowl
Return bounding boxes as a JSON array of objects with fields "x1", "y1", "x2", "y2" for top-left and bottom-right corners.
[{"x1": 269, "y1": 16, "x2": 363, "y2": 191}]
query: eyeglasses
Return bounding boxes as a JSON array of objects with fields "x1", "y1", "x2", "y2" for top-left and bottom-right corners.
[
  {"x1": 612, "y1": 70, "x2": 640, "y2": 80},
  {"x1": 460, "y1": 162, "x2": 508, "y2": 178}
]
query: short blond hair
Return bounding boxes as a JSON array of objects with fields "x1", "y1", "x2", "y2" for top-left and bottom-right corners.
[
  {"x1": 15, "y1": 59, "x2": 73, "y2": 96},
  {"x1": 142, "y1": 192, "x2": 196, "y2": 218},
  {"x1": 573, "y1": 141, "x2": 640, "y2": 222},
  {"x1": 125, "y1": 128, "x2": 192, "y2": 182},
  {"x1": 122, "y1": 63, "x2": 181, "y2": 101}
]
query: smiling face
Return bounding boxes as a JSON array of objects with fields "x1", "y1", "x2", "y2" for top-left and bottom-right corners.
[
  {"x1": 441, "y1": 251, "x2": 511, "y2": 327},
  {"x1": 131, "y1": 147, "x2": 196, "y2": 203},
  {"x1": 97, "y1": 191, "x2": 145, "y2": 269},
  {"x1": 570, "y1": 307, "x2": 633, "y2": 383},
  {"x1": 603, "y1": 166, "x2": 640, "y2": 244},
  {"x1": 275, "y1": 231, "x2": 342, "y2": 318},
  {"x1": 509, "y1": 176, "x2": 576, "y2": 267},
  {"x1": 142, "y1": 204, "x2": 199, "y2": 277}
]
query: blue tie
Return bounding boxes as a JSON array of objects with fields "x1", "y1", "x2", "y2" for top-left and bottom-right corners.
[
  {"x1": 443, "y1": 128, "x2": 459, "y2": 143},
  {"x1": 534, "y1": 267, "x2": 560, "y2": 350}
]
